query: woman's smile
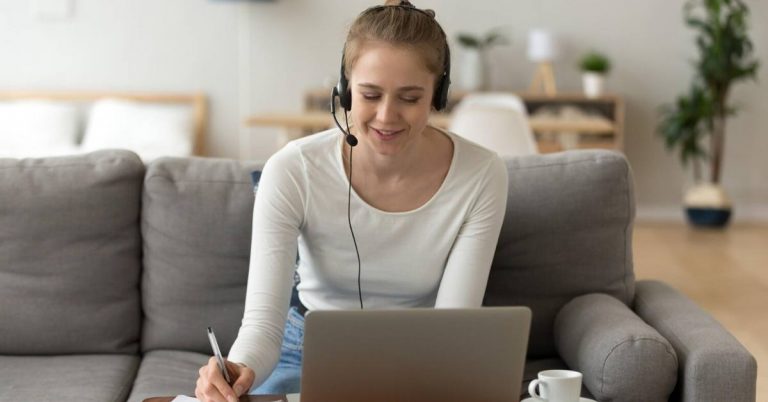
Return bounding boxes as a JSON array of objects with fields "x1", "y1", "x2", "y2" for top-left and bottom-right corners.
[{"x1": 370, "y1": 127, "x2": 405, "y2": 141}]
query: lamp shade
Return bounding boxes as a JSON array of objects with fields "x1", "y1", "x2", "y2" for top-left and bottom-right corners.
[{"x1": 527, "y1": 29, "x2": 560, "y2": 62}]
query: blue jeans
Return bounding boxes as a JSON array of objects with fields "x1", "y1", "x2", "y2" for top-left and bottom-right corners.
[{"x1": 249, "y1": 307, "x2": 304, "y2": 395}]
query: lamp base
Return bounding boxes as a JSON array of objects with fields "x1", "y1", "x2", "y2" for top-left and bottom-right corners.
[{"x1": 528, "y1": 62, "x2": 557, "y2": 96}]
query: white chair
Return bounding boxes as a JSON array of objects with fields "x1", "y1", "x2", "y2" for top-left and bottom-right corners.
[
  {"x1": 449, "y1": 93, "x2": 538, "y2": 157},
  {"x1": 453, "y1": 92, "x2": 528, "y2": 115}
]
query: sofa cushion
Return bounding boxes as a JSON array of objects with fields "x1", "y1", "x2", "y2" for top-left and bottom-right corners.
[
  {"x1": 0, "y1": 150, "x2": 144, "y2": 354},
  {"x1": 127, "y1": 354, "x2": 593, "y2": 402},
  {"x1": 555, "y1": 293, "x2": 678, "y2": 402},
  {"x1": 128, "y1": 355, "x2": 594, "y2": 402},
  {"x1": 126, "y1": 350, "x2": 208, "y2": 402},
  {"x1": 484, "y1": 150, "x2": 635, "y2": 358},
  {"x1": 141, "y1": 156, "x2": 263, "y2": 355},
  {"x1": 0, "y1": 354, "x2": 140, "y2": 402}
]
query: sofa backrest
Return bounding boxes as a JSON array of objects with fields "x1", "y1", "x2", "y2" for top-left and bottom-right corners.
[
  {"x1": 140, "y1": 156, "x2": 262, "y2": 355},
  {"x1": 484, "y1": 150, "x2": 636, "y2": 358},
  {"x1": 142, "y1": 150, "x2": 635, "y2": 360},
  {"x1": 0, "y1": 150, "x2": 144, "y2": 355}
]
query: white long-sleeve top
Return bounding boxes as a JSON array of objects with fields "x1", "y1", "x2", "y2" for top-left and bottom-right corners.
[{"x1": 228, "y1": 128, "x2": 509, "y2": 386}]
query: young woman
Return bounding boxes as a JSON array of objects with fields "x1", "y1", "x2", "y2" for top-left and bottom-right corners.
[{"x1": 195, "y1": 2, "x2": 508, "y2": 401}]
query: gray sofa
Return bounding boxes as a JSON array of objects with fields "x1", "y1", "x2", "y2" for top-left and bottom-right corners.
[{"x1": 0, "y1": 149, "x2": 756, "y2": 402}]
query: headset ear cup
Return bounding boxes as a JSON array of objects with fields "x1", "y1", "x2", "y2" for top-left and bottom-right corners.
[
  {"x1": 337, "y1": 75, "x2": 352, "y2": 111},
  {"x1": 340, "y1": 88, "x2": 352, "y2": 111},
  {"x1": 433, "y1": 75, "x2": 450, "y2": 111},
  {"x1": 338, "y1": 59, "x2": 352, "y2": 111}
]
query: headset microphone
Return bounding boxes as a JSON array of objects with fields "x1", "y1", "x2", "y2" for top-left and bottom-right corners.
[
  {"x1": 346, "y1": 132, "x2": 358, "y2": 147},
  {"x1": 330, "y1": 86, "x2": 358, "y2": 147}
]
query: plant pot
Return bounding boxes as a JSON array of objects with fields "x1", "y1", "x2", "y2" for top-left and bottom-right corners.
[
  {"x1": 683, "y1": 183, "x2": 732, "y2": 228},
  {"x1": 459, "y1": 48, "x2": 487, "y2": 91},
  {"x1": 582, "y1": 72, "x2": 605, "y2": 98}
]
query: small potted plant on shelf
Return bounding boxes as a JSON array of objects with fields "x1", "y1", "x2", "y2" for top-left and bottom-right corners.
[
  {"x1": 578, "y1": 51, "x2": 611, "y2": 98},
  {"x1": 456, "y1": 28, "x2": 509, "y2": 91},
  {"x1": 657, "y1": 0, "x2": 759, "y2": 228}
]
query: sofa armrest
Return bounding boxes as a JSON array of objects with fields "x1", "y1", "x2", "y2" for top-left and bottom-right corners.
[
  {"x1": 554, "y1": 293, "x2": 678, "y2": 402},
  {"x1": 634, "y1": 280, "x2": 757, "y2": 402}
]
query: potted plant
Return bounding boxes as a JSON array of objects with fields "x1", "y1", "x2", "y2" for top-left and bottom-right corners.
[
  {"x1": 578, "y1": 51, "x2": 611, "y2": 98},
  {"x1": 658, "y1": 0, "x2": 759, "y2": 228},
  {"x1": 456, "y1": 28, "x2": 509, "y2": 91}
]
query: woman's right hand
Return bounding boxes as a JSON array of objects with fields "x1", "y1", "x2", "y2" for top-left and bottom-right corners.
[{"x1": 195, "y1": 356, "x2": 255, "y2": 402}]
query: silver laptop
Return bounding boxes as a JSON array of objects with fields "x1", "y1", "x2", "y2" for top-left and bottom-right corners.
[{"x1": 300, "y1": 307, "x2": 531, "y2": 402}]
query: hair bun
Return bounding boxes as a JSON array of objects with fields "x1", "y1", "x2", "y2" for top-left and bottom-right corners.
[{"x1": 382, "y1": 1, "x2": 436, "y2": 18}]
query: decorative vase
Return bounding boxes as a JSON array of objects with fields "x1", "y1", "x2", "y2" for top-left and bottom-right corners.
[
  {"x1": 582, "y1": 72, "x2": 605, "y2": 98},
  {"x1": 459, "y1": 48, "x2": 487, "y2": 91},
  {"x1": 683, "y1": 183, "x2": 732, "y2": 228}
]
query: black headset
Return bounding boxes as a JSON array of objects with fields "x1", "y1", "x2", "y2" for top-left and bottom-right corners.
[
  {"x1": 329, "y1": 1, "x2": 451, "y2": 309},
  {"x1": 330, "y1": 0, "x2": 452, "y2": 147}
]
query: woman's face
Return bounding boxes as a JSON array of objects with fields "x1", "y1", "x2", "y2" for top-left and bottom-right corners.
[{"x1": 348, "y1": 41, "x2": 436, "y2": 157}]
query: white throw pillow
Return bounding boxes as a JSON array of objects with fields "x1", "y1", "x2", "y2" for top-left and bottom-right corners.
[
  {"x1": 81, "y1": 99, "x2": 195, "y2": 162},
  {"x1": 0, "y1": 100, "x2": 80, "y2": 156}
]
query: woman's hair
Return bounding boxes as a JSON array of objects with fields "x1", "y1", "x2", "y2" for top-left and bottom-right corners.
[{"x1": 343, "y1": 1, "x2": 448, "y2": 85}]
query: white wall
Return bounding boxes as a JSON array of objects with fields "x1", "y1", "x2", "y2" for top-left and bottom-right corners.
[
  {"x1": 0, "y1": 0, "x2": 242, "y2": 157},
  {"x1": 1, "y1": 0, "x2": 765, "y2": 222}
]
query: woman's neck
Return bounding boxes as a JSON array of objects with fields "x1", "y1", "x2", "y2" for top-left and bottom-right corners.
[{"x1": 343, "y1": 126, "x2": 436, "y2": 182}]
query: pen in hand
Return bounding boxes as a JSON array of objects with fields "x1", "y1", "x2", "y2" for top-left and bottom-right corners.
[{"x1": 207, "y1": 326, "x2": 232, "y2": 384}]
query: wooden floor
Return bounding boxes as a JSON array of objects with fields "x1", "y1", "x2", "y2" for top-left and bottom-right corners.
[{"x1": 633, "y1": 222, "x2": 767, "y2": 401}]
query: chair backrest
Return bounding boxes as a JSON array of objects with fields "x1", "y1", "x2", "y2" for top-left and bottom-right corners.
[
  {"x1": 453, "y1": 92, "x2": 527, "y2": 115},
  {"x1": 449, "y1": 94, "x2": 538, "y2": 157}
]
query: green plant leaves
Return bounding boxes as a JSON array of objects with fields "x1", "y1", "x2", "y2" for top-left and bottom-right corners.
[
  {"x1": 456, "y1": 28, "x2": 509, "y2": 50},
  {"x1": 457, "y1": 34, "x2": 481, "y2": 48},
  {"x1": 658, "y1": 0, "x2": 760, "y2": 183},
  {"x1": 579, "y1": 52, "x2": 611, "y2": 73}
]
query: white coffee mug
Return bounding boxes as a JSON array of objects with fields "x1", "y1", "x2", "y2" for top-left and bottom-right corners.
[{"x1": 528, "y1": 369, "x2": 582, "y2": 402}]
